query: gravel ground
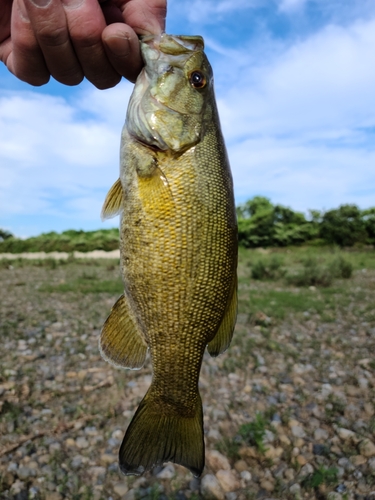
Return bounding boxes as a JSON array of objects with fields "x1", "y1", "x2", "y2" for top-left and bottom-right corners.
[{"x1": 0, "y1": 252, "x2": 375, "y2": 500}]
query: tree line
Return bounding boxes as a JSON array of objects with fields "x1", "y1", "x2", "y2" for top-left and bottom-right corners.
[
  {"x1": 1, "y1": 197, "x2": 374, "y2": 252},
  {"x1": 237, "y1": 197, "x2": 375, "y2": 248}
]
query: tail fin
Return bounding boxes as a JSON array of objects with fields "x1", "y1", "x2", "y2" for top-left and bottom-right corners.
[{"x1": 119, "y1": 389, "x2": 204, "y2": 477}]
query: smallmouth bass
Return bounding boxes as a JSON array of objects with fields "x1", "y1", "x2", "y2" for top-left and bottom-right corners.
[{"x1": 100, "y1": 33, "x2": 237, "y2": 477}]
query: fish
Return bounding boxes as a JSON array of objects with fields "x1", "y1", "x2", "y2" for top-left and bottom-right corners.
[{"x1": 99, "y1": 33, "x2": 237, "y2": 478}]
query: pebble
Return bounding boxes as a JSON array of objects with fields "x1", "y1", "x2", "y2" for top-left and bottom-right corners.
[
  {"x1": 206, "y1": 450, "x2": 231, "y2": 472},
  {"x1": 100, "y1": 453, "x2": 117, "y2": 464},
  {"x1": 284, "y1": 468, "x2": 295, "y2": 481},
  {"x1": 290, "y1": 425, "x2": 306, "y2": 438},
  {"x1": 216, "y1": 470, "x2": 240, "y2": 493},
  {"x1": 201, "y1": 474, "x2": 225, "y2": 500},
  {"x1": 264, "y1": 445, "x2": 283, "y2": 459},
  {"x1": 17, "y1": 466, "x2": 36, "y2": 480},
  {"x1": 75, "y1": 437, "x2": 89, "y2": 449},
  {"x1": 359, "y1": 439, "x2": 375, "y2": 457},
  {"x1": 233, "y1": 460, "x2": 248, "y2": 473},
  {"x1": 314, "y1": 428, "x2": 329, "y2": 441},
  {"x1": 240, "y1": 470, "x2": 251, "y2": 482},
  {"x1": 337, "y1": 428, "x2": 355, "y2": 441},
  {"x1": 299, "y1": 463, "x2": 314, "y2": 476},
  {"x1": 350, "y1": 455, "x2": 367, "y2": 466},
  {"x1": 87, "y1": 466, "x2": 106, "y2": 478},
  {"x1": 113, "y1": 483, "x2": 129, "y2": 496},
  {"x1": 260, "y1": 479, "x2": 274, "y2": 492},
  {"x1": 156, "y1": 464, "x2": 175, "y2": 479},
  {"x1": 45, "y1": 494, "x2": 63, "y2": 500},
  {"x1": 289, "y1": 483, "x2": 301, "y2": 495},
  {"x1": 327, "y1": 493, "x2": 342, "y2": 500}
]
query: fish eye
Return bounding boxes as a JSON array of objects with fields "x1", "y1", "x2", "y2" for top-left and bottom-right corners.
[{"x1": 189, "y1": 70, "x2": 206, "y2": 89}]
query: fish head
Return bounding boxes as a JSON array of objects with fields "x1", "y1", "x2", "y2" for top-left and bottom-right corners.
[{"x1": 126, "y1": 34, "x2": 214, "y2": 153}]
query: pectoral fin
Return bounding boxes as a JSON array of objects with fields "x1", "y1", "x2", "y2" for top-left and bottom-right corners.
[
  {"x1": 207, "y1": 275, "x2": 238, "y2": 357},
  {"x1": 101, "y1": 178, "x2": 123, "y2": 220},
  {"x1": 99, "y1": 294, "x2": 148, "y2": 369},
  {"x1": 138, "y1": 165, "x2": 175, "y2": 216}
]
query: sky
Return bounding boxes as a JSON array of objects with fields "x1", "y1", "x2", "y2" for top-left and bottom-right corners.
[{"x1": 1, "y1": 0, "x2": 375, "y2": 237}]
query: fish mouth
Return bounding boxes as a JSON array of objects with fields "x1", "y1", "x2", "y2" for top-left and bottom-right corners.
[{"x1": 140, "y1": 34, "x2": 204, "y2": 55}]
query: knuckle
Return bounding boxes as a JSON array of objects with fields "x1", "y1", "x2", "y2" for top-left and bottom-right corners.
[{"x1": 36, "y1": 24, "x2": 68, "y2": 48}]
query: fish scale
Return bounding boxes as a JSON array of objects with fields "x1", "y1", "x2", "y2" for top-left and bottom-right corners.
[{"x1": 100, "y1": 33, "x2": 237, "y2": 477}]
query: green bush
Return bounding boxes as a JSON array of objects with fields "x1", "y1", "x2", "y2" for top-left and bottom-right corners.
[
  {"x1": 0, "y1": 228, "x2": 119, "y2": 253},
  {"x1": 320, "y1": 204, "x2": 367, "y2": 247},
  {"x1": 286, "y1": 257, "x2": 333, "y2": 287},
  {"x1": 238, "y1": 198, "x2": 375, "y2": 248},
  {"x1": 286, "y1": 254, "x2": 353, "y2": 287},
  {"x1": 250, "y1": 255, "x2": 285, "y2": 280},
  {"x1": 329, "y1": 255, "x2": 353, "y2": 279},
  {"x1": 0, "y1": 229, "x2": 13, "y2": 242},
  {"x1": 237, "y1": 197, "x2": 319, "y2": 248}
]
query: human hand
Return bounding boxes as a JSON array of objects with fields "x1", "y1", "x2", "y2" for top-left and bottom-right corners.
[{"x1": 0, "y1": 0, "x2": 166, "y2": 88}]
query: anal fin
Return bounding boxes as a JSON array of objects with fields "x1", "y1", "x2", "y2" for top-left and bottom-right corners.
[
  {"x1": 99, "y1": 294, "x2": 148, "y2": 369},
  {"x1": 101, "y1": 178, "x2": 123, "y2": 220},
  {"x1": 207, "y1": 275, "x2": 238, "y2": 357}
]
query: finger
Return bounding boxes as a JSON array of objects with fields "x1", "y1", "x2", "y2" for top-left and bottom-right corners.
[
  {"x1": 9, "y1": 0, "x2": 50, "y2": 85},
  {"x1": 62, "y1": 0, "x2": 121, "y2": 89},
  {"x1": 102, "y1": 23, "x2": 141, "y2": 83},
  {"x1": 22, "y1": 0, "x2": 83, "y2": 85},
  {"x1": 121, "y1": 0, "x2": 166, "y2": 36},
  {"x1": 0, "y1": 0, "x2": 12, "y2": 42}
]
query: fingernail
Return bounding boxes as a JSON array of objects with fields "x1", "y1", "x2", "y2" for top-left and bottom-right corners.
[
  {"x1": 61, "y1": 0, "x2": 85, "y2": 9},
  {"x1": 107, "y1": 33, "x2": 131, "y2": 57},
  {"x1": 17, "y1": 0, "x2": 29, "y2": 21},
  {"x1": 28, "y1": 0, "x2": 52, "y2": 7}
]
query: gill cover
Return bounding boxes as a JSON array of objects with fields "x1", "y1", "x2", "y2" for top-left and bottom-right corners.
[{"x1": 126, "y1": 34, "x2": 213, "y2": 152}]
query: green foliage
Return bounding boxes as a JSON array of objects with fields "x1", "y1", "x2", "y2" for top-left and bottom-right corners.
[
  {"x1": 237, "y1": 196, "x2": 318, "y2": 248},
  {"x1": 362, "y1": 207, "x2": 375, "y2": 244},
  {"x1": 251, "y1": 255, "x2": 285, "y2": 280},
  {"x1": 286, "y1": 255, "x2": 352, "y2": 287},
  {"x1": 215, "y1": 436, "x2": 241, "y2": 460},
  {"x1": 0, "y1": 228, "x2": 119, "y2": 253},
  {"x1": 320, "y1": 204, "x2": 367, "y2": 247},
  {"x1": 301, "y1": 465, "x2": 338, "y2": 489},
  {"x1": 237, "y1": 197, "x2": 375, "y2": 248},
  {"x1": 0, "y1": 229, "x2": 13, "y2": 242},
  {"x1": 238, "y1": 413, "x2": 268, "y2": 453}
]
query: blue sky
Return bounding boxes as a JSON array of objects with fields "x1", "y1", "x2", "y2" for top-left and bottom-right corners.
[{"x1": 1, "y1": 0, "x2": 375, "y2": 237}]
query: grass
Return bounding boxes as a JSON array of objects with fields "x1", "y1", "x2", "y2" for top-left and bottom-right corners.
[
  {"x1": 301, "y1": 465, "x2": 338, "y2": 490},
  {"x1": 40, "y1": 278, "x2": 123, "y2": 295},
  {"x1": 238, "y1": 413, "x2": 268, "y2": 453}
]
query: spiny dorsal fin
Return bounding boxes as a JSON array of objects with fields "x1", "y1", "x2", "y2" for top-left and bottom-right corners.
[
  {"x1": 99, "y1": 294, "x2": 148, "y2": 370},
  {"x1": 101, "y1": 178, "x2": 123, "y2": 220},
  {"x1": 207, "y1": 275, "x2": 237, "y2": 357}
]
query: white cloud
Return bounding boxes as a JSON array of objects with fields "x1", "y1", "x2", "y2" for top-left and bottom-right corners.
[
  {"x1": 213, "y1": 17, "x2": 375, "y2": 211},
  {"x1": 278, "y1": 0, "x2": 308, "y2": 12},
  {"x1": 218, "y1": 18, "x2": 375, "y2": 141},
  {"x1": 0, "y1": 82, "x2": 133, "y2": 227},
  {"x1": 174, "y1": 0, "x2": 258, "y2": 24}
]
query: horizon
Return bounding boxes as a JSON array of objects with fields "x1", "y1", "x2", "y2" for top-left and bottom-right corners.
[{"x1": 1, "y1": 0, "x2": 375, "y2": 238}]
